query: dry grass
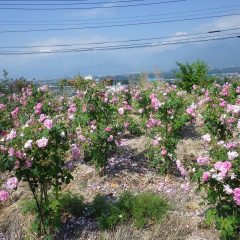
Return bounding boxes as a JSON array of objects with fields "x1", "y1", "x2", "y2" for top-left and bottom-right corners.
[
  {"x1": 0, "y1": 203, "x2": 36, "y2": 240},
  {"x1": 71, "y1": 212, "x2": 219, "y2": 240},
  {"x1": 0, "y1": 135, "x2": 220, "y2": 240}
]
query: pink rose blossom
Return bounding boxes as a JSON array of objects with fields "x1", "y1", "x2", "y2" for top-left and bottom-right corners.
[
  {"x1": 105, "y1": 127, "x2": 112, "y2": 132},
  {"x1": 146, "y1": 117, "x2": 161, "y2": 128},
  {"x1": 152, "y1": 139, "x2": 159, "y2": 146},
  {"x1": 124, "y1": 122, "x2": 130, "y2": 129},
  {"x1": 202, "y1": 134, "x2": 211, "y2": 142},
  {"x1": 214, "y1": 161, "x2": 232, "y2": 176},
  {"x1": 161, "y1": 149, "x2": 167, "y2": 156},
  {"x1": 8, "y1": 147, "x2": 15, "y2": 157},
  {"x1": 196, "y1": 156, "x2": 210, "y2": 165},
  {"x1": 107, "y1": 135, "x2": 114, "y2": 142},
  {"x1": 11, "y1": 107, "x2": 19, "y2": 119},
  {"x1": 6, "y1": 129, "x2": 17, "y2": 140},
  {"x1": 39, "y1": 114, "x2": 47, "y2": 122},
  {"x1": 186, "y1": 106, "x2": 196, "y2": 117},
  {"x1": 202, "y1": 171, "x2": 211, "y2": 182},
  {"x1": 0, "y1": 103, "x2": 6, "y2": 111},
  {"x1": 6, "y1": 177, "x2": 18, "y2": 190},
  {"x1": 25, "y1": 159, "x2": 33, "y2": 168},
  {"x1": 176, "y1": 160, "x2": 187, "y2": 177},
  {"x1": 236, "y1": 86, "x2": 240, "y2": 94},
  {"x1": 24, "y1": 140, "x2": 33, "y2": 149},
  {"x1": 0, "y1": 190, "x2": 9, "y2": 201},
  {"x1": 38, "y1": 85, "x2": 48, "y2": 92},
  {"x1": 233, "y1": 188, "x2": 240, "y2": 205},
  {"x1": 36, "y1": 137, "x2": 48, "y2": 148},
  {"x1": 150, "y1": 94, "x2": 162, "y2": 111},
  {"x1": 34, "y1": 103, "x2": 43, "y2": 114},
  {"x1": 71, "y1": 144, "x2": 81, "y2": 160},
  {"x1": 226, "y1": 142, "x2": 238, "y2": 149},
  {"x1": 43, "y1": 119, "x2": 53, "y2": 129},
  {"x1": 227, "y1": 151, "x2": 239, "y2": 161},
  {"x1": 223, "y1": 185, "x2": 233, "y2": 195},
  {"x1": 16, "y1": 150, "x2": 25, "y2": 159},
  {"x1": 118, "y1": 108, "x2": 124, "y2": 115}
]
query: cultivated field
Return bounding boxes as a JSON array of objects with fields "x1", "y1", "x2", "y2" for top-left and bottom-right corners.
[{"x1": 0, "y1": 69, "x2": 240, "y2": 239}]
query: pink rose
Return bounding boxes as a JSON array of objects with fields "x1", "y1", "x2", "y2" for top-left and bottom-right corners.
[
  {"x1": 11, "y1": 107, "x2": 19, "y2": 119},
  {"x1": 34, "y1": 103, "x2": 43, "y2": 114},
  {"x1": 215, "y1": 161, "x2": 232, "y2": 172},
  {"x1": 105, "y1": 127, "x2": 112, "y2": 132},
  {"x1": 118, "y1": 108, "x2": 124, "y2": 115},
  {"x1": 0, "y1": 103, "x2": 6, "y2": 111},
  {"x1": 196, "y1": 156, "x2": 210, "y2": 166},
  {"x1": 8, "y1": 147, "x2": 15, "y2": 157},
  {"x1": 233, "y1": 188, "x2": 240, "y2": 205},
  {"x1": 6, "y1": 130, "x2": 17, "y2": 140},
  {"x1": 202, "y1": 171, "x2": 210, "y2": 182},
  {"x1": 24, "y1": 140, "x2": 33, "y2": 149},
  {"x1": 0, "y1": 190, "x2": 9, "y2": 201},
  {"x1": 161, "y1": 149, "x2": 167, "y2": 156},
  {"x1": 124, "y1": 122, "x2": 130, "y2": 129},
  {"x1": 43, "y1": 119, "x2": 53, "y2": 129},
  {"x1": 36, "y1": 137, "x2": 48, "y2": 148},
  {"x1": 202, "y1": 134, "x2": 211, "y2": 142},
  {"x1": 186, "y1": 107, "x2": 196, "y2": 117},
  {"x1": 152, "y1": 139, "x2": 159, "y2": 146},
  {"x1": 107, "y1": 135, "x2": 114, "y2": 142},
  {"x1": 150, "y1": 94, "x2": 162, "y2": 111},
  {"x1": 39, "y1": 114, "x2": 47, "y2": 122},
  {"x1": 6, "y1": 177, "x2": 18, "y2": 190},
  {"x1": 71, "y1": 144, "x2": 81, "y2": 160},
  {"x1": 25, "y1": 159, "x2": 33, "y2": 168}
]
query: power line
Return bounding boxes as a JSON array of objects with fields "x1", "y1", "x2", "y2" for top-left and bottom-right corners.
[
  {"x1": 0, "y1": 33, "x2": 238, "y2": 55},
  {"x1": 0, "y1": 0, "x2": 140, "y2": 1},
  {"x1": 0, "y1": 27, "x2": 239, "y2": 49},
  {"x1": 0, "y1": 12, "x2": 239, "y2": 34},
  {"x1": 1, "y1": 8, "x2": 240, "y2": 26},
  {"x1": 0, "y1": 0, "x2": 187, "y2": 10},
  {"x1": 0, "y1": 0, "x2": 146, "y2": 5},
  {"x1": 0, "y1": 4, "x2": 239, "y2": 23}
]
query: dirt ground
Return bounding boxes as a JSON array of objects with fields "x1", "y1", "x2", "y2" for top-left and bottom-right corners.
[{"x1": 0, "y1": 132, "x2": 219, "y2": 240}]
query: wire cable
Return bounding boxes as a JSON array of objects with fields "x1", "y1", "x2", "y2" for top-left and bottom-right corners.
[
  {"x1": 1, "y1": 4, "x2": 239, "y2": 23},
  {"x1": 0, "y1": 0, "x2": 148, "y2": 5},
  {"x1": 1, "y1": 8, "x2": 240, "y2": 26},
  {"x1": 0, "y1": 33, "x2": 238, "y2": 55},
  {"x1": 0, "y1": 12, "x2": 239, "y2": 34},
  {"x1": 0, "y1": 27, "x2": 239, "y2": 49},
  {"x1": 0, "y1": 0, "x2": 187, "y2": 10}
]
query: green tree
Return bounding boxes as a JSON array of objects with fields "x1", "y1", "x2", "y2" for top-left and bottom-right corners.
[{"x1": 176, "y1": 60, "x2": 213, "y2": 92}]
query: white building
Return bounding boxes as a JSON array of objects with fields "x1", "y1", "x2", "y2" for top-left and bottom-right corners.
[{"x1": 84, "y1": 74, "x2": 93, "y2": 81}]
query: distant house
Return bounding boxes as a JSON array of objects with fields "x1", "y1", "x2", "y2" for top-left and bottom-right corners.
[{"x1": 84, "y1": 74, "x2": 93, "y2": 81}]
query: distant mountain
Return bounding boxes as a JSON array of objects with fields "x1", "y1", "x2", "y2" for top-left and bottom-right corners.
[
  {"x1": 208, "y1": 67, "x2": 240, "y2": 75},
  {"x1": 99, "y1": 66, "x2": 240, "y2": 83}
]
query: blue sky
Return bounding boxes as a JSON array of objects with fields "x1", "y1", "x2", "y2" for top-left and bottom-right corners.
[{"x1": 0, "y1": 0, "x2": 239, "y2": 80}]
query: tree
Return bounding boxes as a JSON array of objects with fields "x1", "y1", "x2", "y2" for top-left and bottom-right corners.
[{"x1": 176, "y1": 60, "x2": 213, "y2": 92}]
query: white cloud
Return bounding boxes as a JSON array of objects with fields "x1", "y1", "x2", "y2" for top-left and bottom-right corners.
[{"x1": 198, "y1": 15, "x2": 240, "y2": 31}]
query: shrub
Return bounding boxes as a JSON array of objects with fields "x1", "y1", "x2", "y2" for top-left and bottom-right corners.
[
  {"x1": 91, "y1": 192, "x2": 169, "y2": 229},
  {"x1": 139, "y1": 84, "x2": 190, "y2": 173},
  {"x1": 59, "y1": 192, "x2": 84, "y2": 217},
  {"x1": 20, "y1": 192, "x2": 85, "y2": 237},
  {"x1": 176, "y1": 60, "x2": 213, "y2": 92}
]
